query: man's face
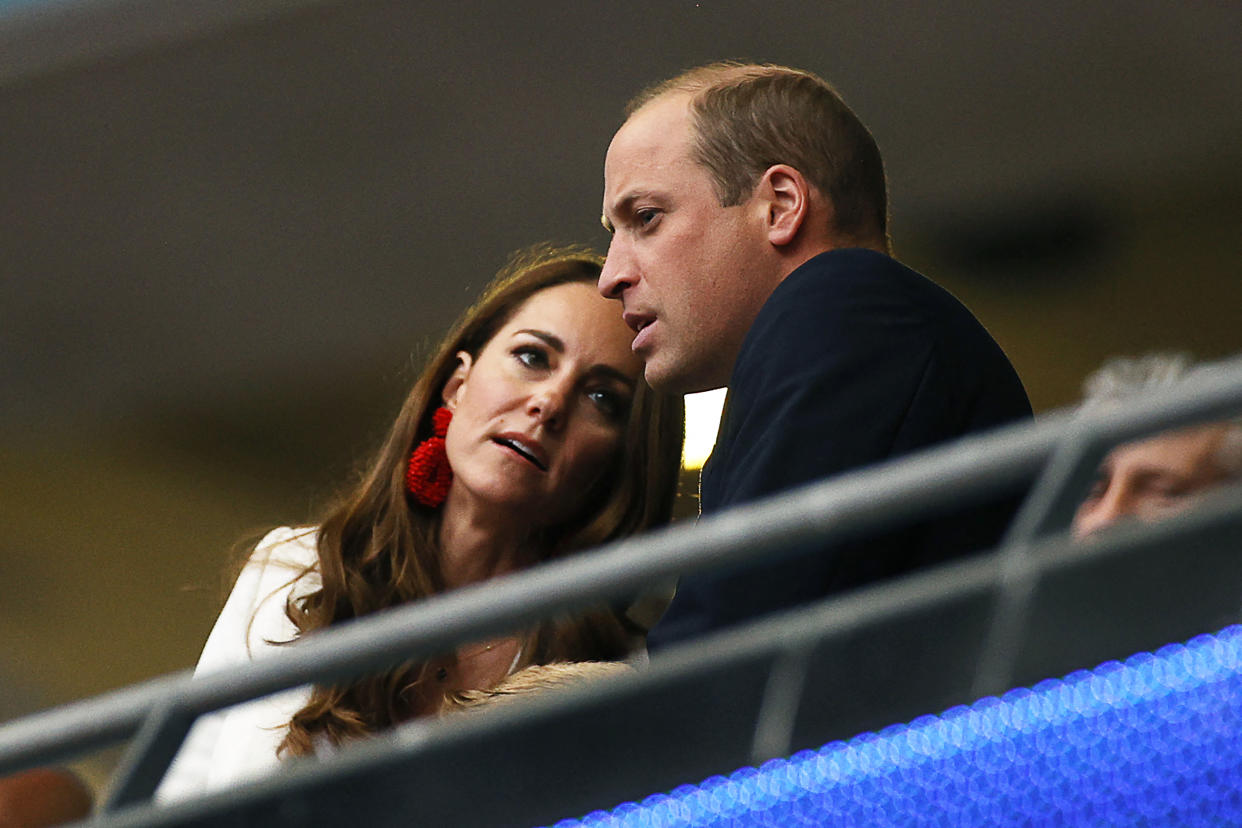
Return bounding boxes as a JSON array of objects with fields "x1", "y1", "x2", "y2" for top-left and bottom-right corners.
[
  {"x1": 1071, "y1": 423, "x2": 1234, "y2": 540},
  {"x1": 598, "y1": 93, "x2": 776, "y2": 394}
]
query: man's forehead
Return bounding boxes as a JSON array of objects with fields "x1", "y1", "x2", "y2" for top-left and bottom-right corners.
[
  {"x1": 1108, "y1": 424, "x2": 1228, "y2": 473},
  {"x1": 627, "y1": 91, "x2": 693, "y2": 128},
  {"x1": 609, "y1": 94, "x2": 694, "y2": 162},
  {"x1": 604, "y1": 98, "x2": 701, "y2": 205}
]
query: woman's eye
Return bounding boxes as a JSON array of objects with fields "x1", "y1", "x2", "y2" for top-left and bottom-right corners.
[
  {"x1": 514, "y1": 346, "x2": 548, "y2": 369},
  {"x1": 587, "y1": 388, "x2": 627, "y2": 419}
]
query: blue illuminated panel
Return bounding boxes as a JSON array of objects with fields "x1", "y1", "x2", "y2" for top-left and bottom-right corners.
[{"x1": 555, "y1": 626, "x2": 1242, "y2": 827}]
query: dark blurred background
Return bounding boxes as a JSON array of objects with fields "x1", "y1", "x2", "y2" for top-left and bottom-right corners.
[{"x1": 1, "y1": 0, "x2": 1240, "y2": 788}]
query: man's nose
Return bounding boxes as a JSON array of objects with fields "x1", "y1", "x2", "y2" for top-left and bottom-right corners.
[
  {"x1": 598, "y1": 238, "x2": 634, "y2": 300},
  {"x1": 1072, "y1": 484, "x2": 1131, "y2": 540}
]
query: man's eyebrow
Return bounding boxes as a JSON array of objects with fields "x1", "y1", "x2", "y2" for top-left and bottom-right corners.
[
  {"x1": 1131, "y1": 466, "x2": 1188, "y2": 484},
  {"x1": 601, "y1": 191, "x2": 648, "y2": 235}
]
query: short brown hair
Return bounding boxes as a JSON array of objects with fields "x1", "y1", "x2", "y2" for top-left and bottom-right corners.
[{"x1": 628, "y1": 61, "x2": 889, "y2": 247}]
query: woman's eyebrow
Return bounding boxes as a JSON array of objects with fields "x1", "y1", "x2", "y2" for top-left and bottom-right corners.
[
  {"x1": 516, "y1": 329, "x2": 635, "y2": 389},
  {"x1": 590, "y1": 365, "x2": 636, "y2": 390},
  {"x1": 516, "y1": 329, "x2": 564, "y2": 351}
]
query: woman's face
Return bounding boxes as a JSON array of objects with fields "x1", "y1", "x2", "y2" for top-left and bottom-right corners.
[{"x1": 440, "y1": 281, "x2": 642, "y2": 525}]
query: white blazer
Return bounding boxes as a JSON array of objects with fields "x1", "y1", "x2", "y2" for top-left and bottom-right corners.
[{"x1": 156, "y1": 527, "x2": 319, "y2": 802}]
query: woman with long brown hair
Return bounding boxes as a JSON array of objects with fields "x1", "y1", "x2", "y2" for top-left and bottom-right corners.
[{"x1": 158, "y1": 245, "x2": 684, "y2": 799}]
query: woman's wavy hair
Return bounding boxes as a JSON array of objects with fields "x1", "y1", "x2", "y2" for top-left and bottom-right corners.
[{"x1": 278, "y1": 244, "x2": 684, "y2": 755}]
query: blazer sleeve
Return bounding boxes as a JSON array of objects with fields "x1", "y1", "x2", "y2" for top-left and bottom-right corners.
[{"x1": 156, "y1": 527, "x2": 319, "y2": 802}]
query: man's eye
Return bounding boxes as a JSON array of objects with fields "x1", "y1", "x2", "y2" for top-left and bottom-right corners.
[
  {"x1": 1149, "y1": 481, "x2": 1189, "y2": 500},
  {"x1": 636, "y1": 208, "x2": 659, "y2": 227}
]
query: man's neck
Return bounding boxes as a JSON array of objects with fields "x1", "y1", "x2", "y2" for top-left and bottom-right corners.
[{"x1": 774, "y1": 234, "x2": 889, "y2": 285}]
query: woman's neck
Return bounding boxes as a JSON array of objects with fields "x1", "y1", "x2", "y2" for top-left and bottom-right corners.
[{"x1": 437, "y1": 494, "x2": 536, "y2": 590}]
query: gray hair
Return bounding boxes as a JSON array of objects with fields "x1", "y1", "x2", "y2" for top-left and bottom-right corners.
[{"x1": 1081, "y1": 352, "x2": 1242, "y2": 476}]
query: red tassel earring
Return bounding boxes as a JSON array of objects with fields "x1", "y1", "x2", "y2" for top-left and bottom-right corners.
[{"x1": 405, "y1": 407, "x2": 453, "y2": 507}]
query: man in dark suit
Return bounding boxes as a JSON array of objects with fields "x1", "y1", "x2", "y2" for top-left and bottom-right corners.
[{"x1": 598, "y1": 61, "x2": 1032, "y2": 648}]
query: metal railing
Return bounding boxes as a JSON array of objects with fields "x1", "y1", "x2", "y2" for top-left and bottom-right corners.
[{"x1": 2, "y1": 353, "x2": 1241, "y2": 825}]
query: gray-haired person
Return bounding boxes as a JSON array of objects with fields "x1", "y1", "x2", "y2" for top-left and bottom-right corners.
[{"x1": 1072, "y1": 353, "x2": 1242, "y2": 540}]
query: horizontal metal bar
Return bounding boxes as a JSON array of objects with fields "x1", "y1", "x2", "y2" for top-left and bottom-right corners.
[
  {"x1": 88, "y1": 481, "x2": 1242, "y2": 828},
  {"x1": 2, "y1": 354, "x2": 1241, "y2": 777},
  {"x1": 0, "y1": 413, "x2": 1048, "y2": 774},
  {"x1": 0, "y1": 672, "x2": 189, "y2": 775}
]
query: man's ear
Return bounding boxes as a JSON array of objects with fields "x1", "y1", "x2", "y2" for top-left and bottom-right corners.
[
  {"x1": 440, "y1": 351, "x2": 473, "y2": 410},
  {"x1": 758, "y1": 164, "x2": 811, "y2": 247}
]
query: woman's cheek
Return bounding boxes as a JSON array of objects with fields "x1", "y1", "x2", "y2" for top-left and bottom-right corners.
[{"x1": 579, "y1": 432, "x2": 624, "y2": 486}]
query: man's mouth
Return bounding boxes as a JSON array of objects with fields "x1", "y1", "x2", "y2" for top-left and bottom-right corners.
[
  {"x1": 622, "y1": 311, "x2": 655, "y2": 336},
  {"x1": 492, "y1": 436, "x2": 548, "y2": 471}
]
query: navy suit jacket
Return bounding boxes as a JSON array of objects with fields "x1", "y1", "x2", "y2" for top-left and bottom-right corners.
[{"x1": 648, "y1": 249, "x2": 1032, "y2": 649}]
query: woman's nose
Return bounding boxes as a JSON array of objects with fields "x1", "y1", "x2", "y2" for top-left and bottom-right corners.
[{"x1": 527, "y1": 380, "x2": 568, "y2": 429}]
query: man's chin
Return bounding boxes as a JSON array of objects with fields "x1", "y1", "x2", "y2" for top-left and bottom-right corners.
[
  {"x1": 643, "y1": 359, "x2": 719, "y2": 396},
  {"x1": 642, "y1": 359, "x2": 685, "y2": 394}
]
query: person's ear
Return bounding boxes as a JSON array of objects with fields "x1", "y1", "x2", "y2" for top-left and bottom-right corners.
[
  {"x1": 758, "y1": 164, "x2": 811, "y2": 247},
  {"x1": 440, "y1": 351, "x2": 473, "y2": 410}
]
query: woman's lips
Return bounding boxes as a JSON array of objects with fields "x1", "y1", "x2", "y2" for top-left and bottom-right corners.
[{"x1": 491, "y1": 434, "x2": 548, "y2": 470}]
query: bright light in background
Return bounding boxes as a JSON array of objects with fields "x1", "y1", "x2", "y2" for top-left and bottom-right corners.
[{"x1": 682, "y1": 388, "x2": 726, "y2": 470}]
